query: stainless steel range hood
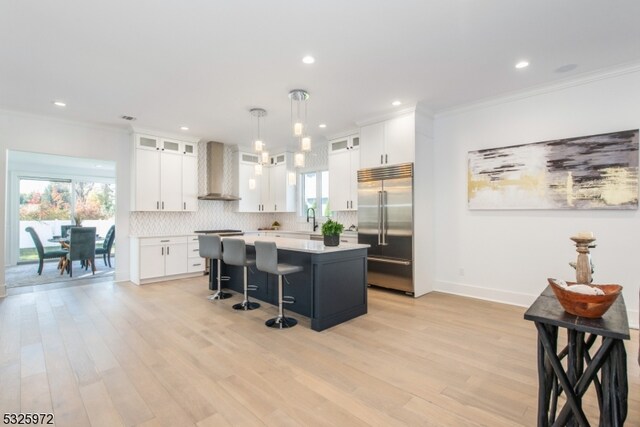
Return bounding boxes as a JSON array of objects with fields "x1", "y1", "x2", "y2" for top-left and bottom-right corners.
[{"x1": 198, "y1": 141, "x2": 241, "y2": 201}]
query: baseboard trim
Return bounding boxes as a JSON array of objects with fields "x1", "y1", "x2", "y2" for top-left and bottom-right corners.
[{"x1": 435, "y1": 280, "x2": 639, "y2": 329}]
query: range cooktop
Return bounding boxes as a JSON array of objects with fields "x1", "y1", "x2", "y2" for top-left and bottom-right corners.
[{"x1": 194, "y1": 229, "x2": 243, "y2": 235}]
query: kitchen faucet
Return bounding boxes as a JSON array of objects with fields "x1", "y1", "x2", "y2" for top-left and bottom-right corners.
[{"x1": 306, "y1": 207, "x2": 318, "y2": 232}]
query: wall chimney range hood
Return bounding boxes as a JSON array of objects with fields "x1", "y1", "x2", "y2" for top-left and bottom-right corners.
[{"x1": 198, "y1": 141, "x2": 241, "y2": 201}]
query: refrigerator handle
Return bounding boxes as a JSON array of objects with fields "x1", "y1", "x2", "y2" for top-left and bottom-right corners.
[
  {"x1": 377, "y1": 190, "x2": 383, "y2": 245},
  {"x1": 382, "y1": 190, "x2": 388, "y2": 246}
]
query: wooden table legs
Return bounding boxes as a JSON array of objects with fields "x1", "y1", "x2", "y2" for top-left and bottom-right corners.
[{"x1": 534, "y1": 322, "x2": 628, "y2": 426}]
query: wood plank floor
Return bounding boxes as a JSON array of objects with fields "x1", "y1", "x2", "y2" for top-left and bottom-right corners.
[{"x1": 0, "y1": 276, "x2": 638, "y2": 426}]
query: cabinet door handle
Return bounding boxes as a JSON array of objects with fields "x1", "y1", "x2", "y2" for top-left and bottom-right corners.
[
  {"x1": 385, "y1": 154, "x2": 388, "y2": 163},
  {"x1": 274, "y1": 204, "x2": 277, "y2": 211},
  {"x1": 380, "y1": 154, "x2": 383, "y2": 164},
  {"x1": 184, "y1": 202, "x2": 186, "y2": 210},
  {"x1": 161, "y1": 247, "x2": 164, "y2": 255},
  {"x1": 162, "y1": 201, "x2": 165, "y2": 210},
  {"x1": 157, "y1": 201, "x2": 159, "y2": 210},
  {"x1": 167, "y1": 246, "x2": 170, "y2": 255}
]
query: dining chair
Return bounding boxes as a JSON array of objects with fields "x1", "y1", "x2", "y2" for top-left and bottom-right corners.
[
  {"x1": 25, "y1": 227, "x2": 68, "y2": 275},
  {"x1": 62, "y1": 227, "x2": 97, "y2": 277},
  {"x1": 95, "y1": 225, "x2": 115, "y2": 267}
]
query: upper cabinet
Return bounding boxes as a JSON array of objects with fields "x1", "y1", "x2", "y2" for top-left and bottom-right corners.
[
  {"x1": 131, "y1": 133, "x2": 199, "y2": 212},
  {"x1": 328, "y1": 134, "x2": 359, "y2": 211},
  {"x1": 235, "y1": 151, "x2": 295, "y2": 213},
  {"x1": 359, "y1": 113, "x2": 415, "y2": 168}
]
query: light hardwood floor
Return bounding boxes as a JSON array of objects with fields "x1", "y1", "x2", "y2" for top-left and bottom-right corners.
[{"x1": 0, "y1": 277, "x2": 638, "y2": 426}]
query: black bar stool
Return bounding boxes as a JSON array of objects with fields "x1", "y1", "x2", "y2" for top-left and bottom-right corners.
[
  {"x1": 222, "y1": 238, "x2": 260, "y2": 311},
  {"x1": 198, "y1": 235, "x2": 232, "y2": 300},
  {"x1": 255, "y1": 241, "x2": 303, "y2": 328}
]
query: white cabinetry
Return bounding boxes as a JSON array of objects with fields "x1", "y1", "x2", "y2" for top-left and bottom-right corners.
[
  {"x1": 235, "y1": 151, "x2": 295, "y2": 213},
  {"x1": 187, "y1": 235, "x2": 205, "y2": 273},
  {"x1": 131, "y1": 133, "x2": 199, "y2": 212},
  {"x1": 360, "y1": 113, "x2": 415, "y2": 168},
  {"x1": 328, "y1": 135, "x2": 359, "y2": 211},
  {"x1": 131, "y1": 235, "x2": 202, "y2": 284}
]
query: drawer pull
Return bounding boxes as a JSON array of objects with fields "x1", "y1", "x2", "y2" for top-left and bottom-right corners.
[
  {"x1": 193, "y1": 249, "x2": 199, "y2": 252},
  {"x1": 192, "y1": 263, "x2": 201, "y2": 267},
  {"x1": 160, "y1": 239, "x2": 170, "y2": 243}
]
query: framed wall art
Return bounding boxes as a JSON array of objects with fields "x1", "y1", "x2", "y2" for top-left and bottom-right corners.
[{"x1": 467, "y1": 129, "x2": 639, "y2": 210}]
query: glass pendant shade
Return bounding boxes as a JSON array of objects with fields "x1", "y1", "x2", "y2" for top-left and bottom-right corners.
[
  {"x1": 294, "y1": 122, "x2": 303, "y2": 137},
  {"x1": 301, "y1": 136, "x2": 311, "y2": 151},
  {"x1": 254, "y1": 163, "x2": 263, "y2": 175},
  {"x1": 261, "y1": 151, "x2": 270, "y2": 164},
  {"x1": 287, "y1": 172, "x2": 297, "y2": 186},
  {"x1": 254, "y1": 140, "x2": 263, "y2": 152},
  {"x1": 294, "y1": 152, "x2": 305, "y2": 168}
]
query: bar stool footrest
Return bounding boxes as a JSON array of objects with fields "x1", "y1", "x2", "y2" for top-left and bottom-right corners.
[
  {"x1": 282, "y1": 295, "x2": 295, "y2": 304},
  {"x1": 247, "y1": 284, "x2": 259, "y2": 291}
]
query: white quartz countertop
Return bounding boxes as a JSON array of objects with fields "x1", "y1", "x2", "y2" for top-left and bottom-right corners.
[
  {"x1": 226, "y1": 235, "x2": 369, "y2": 254},
  {"x1": 247, "y1": 229, "x2": 358, "y2": 236}
]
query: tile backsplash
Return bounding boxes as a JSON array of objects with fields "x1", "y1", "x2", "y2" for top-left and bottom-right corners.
[{"x1": 129, "y1": 142, "x2": 358, "y2": 236}]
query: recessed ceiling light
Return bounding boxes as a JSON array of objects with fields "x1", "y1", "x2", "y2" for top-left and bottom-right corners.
[
  {"x1": 302, "y1": 55, "x2": 315, "y2": 64},
  {"x1": 319, "y1": 124, "x2": 327, "y2": 128},
  {"x1": 392, "y1": 100, "x2": 402, "y2": 106},
  {"x1": 180, "y1": 126, "x2": 189, "y2": 131},
  {"x1": 515, "y1": 60, "x2": 529, "y2": 69},
  {"x1": 53, "y1": 101, "x2": 66, "y2": 107}
]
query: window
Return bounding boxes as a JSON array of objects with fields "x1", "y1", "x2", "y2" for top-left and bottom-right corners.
[
  {"x1": 300, "y1": 170, "x2": 330, "y2": 217},
  {"x1": 18, "y1": 177, "x2": 116, "y2": 262}
]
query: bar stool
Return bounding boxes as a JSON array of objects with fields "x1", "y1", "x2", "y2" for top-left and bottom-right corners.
[
  {"x1": 255, "y1": 241, "x2": 303, "y2": 329},
  {"x1": 198, "y1": 235, "x2": 232, "y2": 300},
  {"x1": 222, "y1": 238, "x2": 260, "y2": 311}
]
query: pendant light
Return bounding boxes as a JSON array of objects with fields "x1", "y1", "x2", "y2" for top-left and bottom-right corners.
[
  {"x1": 294, "y1": 152, "x2": 305, "y2": 168},
  {"x1": 289, "y1": 89, "x2": 311, "y2": 165},
  {"x1": 250, "y1": 108, "x2": 267, "y2": 153}
]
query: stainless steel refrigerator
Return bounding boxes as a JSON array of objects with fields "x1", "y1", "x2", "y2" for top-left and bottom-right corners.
[{"x1": 357, "y1": 163, "x2": 414, "y2": 294}]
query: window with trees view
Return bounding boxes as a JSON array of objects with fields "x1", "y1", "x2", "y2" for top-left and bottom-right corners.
[
  {"x1": 19, "y1": 178, "x2": 116, "y2": 262},
  {"x1": 300, "y1": 170, "x2": 330, "y2": 217}
]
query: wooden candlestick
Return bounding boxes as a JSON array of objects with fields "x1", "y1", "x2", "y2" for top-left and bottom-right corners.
[{"x1": 570, "y1": 234, "x2": 596, "y2": 284}]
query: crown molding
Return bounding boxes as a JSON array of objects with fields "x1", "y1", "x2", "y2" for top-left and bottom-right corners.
[
  {"x1": 355, "y1": 102, "x2": 434, "y2": 127},
  {"x1": 129, "y1": 125, "x2": 201, "y2": 143},
  {"x1": 435, "y1": 60, "x2": 640, "y2": 118}
]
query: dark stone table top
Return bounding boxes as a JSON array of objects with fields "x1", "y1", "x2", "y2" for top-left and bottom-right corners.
[{"x1": 524, "y1": 286, "x2": 630, "y2": 340}]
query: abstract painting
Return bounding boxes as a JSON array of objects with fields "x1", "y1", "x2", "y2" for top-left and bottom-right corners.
[{"x1": 468, "y1": 129, "x2": 639, "y2": 209}]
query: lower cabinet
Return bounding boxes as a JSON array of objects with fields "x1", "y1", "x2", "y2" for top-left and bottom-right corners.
[{"x1": 131, "y1": 235, "x2": 203, "y2": 284}]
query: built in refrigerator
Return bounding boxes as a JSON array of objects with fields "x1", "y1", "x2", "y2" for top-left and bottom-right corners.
[{"x1": 357, "y1": 163, "x2": 414, "y2": 294}]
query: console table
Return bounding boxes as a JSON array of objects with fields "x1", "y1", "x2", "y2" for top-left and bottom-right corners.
[{"x1": 524, "y1": 286, "x2": 629, "y2": 426}]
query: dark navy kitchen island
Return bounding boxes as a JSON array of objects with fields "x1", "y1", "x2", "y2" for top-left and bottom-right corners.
[{"x1": 209, "y1": 236, "x2": 369, "y2": 331}]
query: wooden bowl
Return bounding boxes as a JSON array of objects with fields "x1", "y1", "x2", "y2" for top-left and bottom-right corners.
[{"x1": 547, "y1": 278, "x2": 622, "y2": 318}]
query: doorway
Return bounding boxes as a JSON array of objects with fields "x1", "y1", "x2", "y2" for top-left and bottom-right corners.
[{"x1": 6, "y1": 151, "x2": 116, "y2": 288}]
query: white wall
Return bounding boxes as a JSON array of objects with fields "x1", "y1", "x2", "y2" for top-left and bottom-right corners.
[
  {"x1": 433, "y1": 68, "x2": 640, "y2": 326},
  {"x1": 0, "y1": 111, "x2": 131, "y2": 296}
]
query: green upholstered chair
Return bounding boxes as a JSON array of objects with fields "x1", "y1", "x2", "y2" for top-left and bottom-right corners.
[
  {"x1": 25, "y1": 226, "x2": 68, "y2": 275},
  {"x1": 95, "y1": 225, "x2": 115, "y2": 267},
  {"x1": 65, "y1": 227, "x2": 96, "y2": 277}
]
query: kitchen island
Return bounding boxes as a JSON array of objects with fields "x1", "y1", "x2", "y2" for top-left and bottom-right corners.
[{"x1": 212, "y1": 236, "x2": 369, "y2": 331}]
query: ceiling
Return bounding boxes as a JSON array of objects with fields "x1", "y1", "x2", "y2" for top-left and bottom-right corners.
[{"x1": 1, "y1": 0, "x2": 640, "y2": 151}]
